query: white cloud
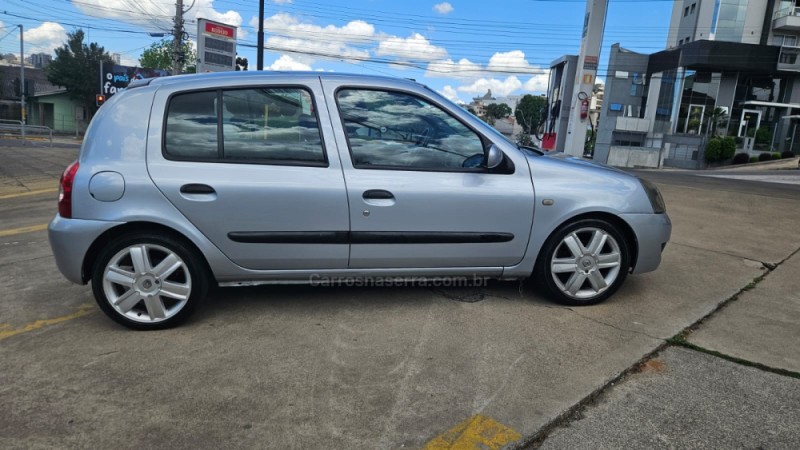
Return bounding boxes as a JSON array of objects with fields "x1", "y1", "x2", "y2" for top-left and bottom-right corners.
[
  {"x1": 433, "y1": 2, "x2": 454, "y2": 14},
  {"x1": 255, "y1": 13, "x2": 374, "y2": 61},
  {"x1": 376, "y1": 33, "x2": 447, "y2": 62},
  {"x1": 425, "y1": 58, "x2": 483, "y2": 79},
  {"x1": 24, "y1": 22, "x2": 67, "y2": 55},
  {"x1": 72, "y1": 0, "x2": 243, "y2": 37},
  {"x1": 457, "y1": 76, "x2": 523, "y2": 97},
  {"x1": 274, "y1": 0, "x2": 293, "y2": 3},
  {"x1": 522, "y1": 74, "x2": 549, "y2": 93},
  {"x1": 268, "y1": 54, "x2": 312, "y2": 71},
  {"x1": 486, "y1": 50, "x2": 539, "y2": 75},
  {"x1": 438, "y1": 85, "x2": 463, "y2": 104}
]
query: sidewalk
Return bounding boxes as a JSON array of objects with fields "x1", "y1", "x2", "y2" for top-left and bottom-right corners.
[{"x1": 537, "y1": 249, "x2": 800, "y2": 448}]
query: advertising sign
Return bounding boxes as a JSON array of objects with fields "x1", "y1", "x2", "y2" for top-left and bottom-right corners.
[
  {"x1": 197, "y1": 18, "x2": 237, "y2": 73},
  {"x1": 102, "y1": 65, "x2": 170, "y2": 97}
]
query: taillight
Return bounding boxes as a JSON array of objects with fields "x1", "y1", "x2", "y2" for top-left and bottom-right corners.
[{"x1": 58, "y1": 160, "x2": 80, "y2": 218}]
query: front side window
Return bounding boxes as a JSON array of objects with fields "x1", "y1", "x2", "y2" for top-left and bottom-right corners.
[
  {"x1": 336, "y1": 89, "x2": 484, "y2": 170},
  {"x1": 164, "y1": 87, "x2": 325, "y2": 165}
]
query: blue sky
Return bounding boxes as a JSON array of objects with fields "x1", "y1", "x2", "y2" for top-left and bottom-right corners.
[{"x1": 0, "y1": 0, "x2": 674, "y2": 103}]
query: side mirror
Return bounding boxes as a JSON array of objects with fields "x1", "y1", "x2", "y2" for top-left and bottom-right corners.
[{"x1": 486, "y1": 144, "x2": 504, "y2": 169}]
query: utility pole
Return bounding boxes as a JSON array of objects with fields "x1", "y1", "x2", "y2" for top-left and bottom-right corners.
[
  {"x1": 173, "y1": 0, "x2": 184, "y2": 75},
  {"x1": 19, "y1": 24, "x2": 26, "y2": 145},
  {"x1": 257, "y1": 0, "x2": 265, "y2": 70}
]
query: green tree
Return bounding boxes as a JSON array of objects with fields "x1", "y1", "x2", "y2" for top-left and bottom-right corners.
[
  {"x1": 139, "y1": 38, "x2": 196, "y2": 73},
  {"x1": 515, "y1": 94, "x2": 547, "y2": 134},
  {"x1": 485, "y1": 103, "x2": 511, "y2": 120},
  {"x1": 236, "y1": 56, "x2": 248, "y2": 71},
  {"x1": 46, "y1": 30, "x2": 114, "y2": 116}
]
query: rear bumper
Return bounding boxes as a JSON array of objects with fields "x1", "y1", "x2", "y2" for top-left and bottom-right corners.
[
  {"x1": 620, "y1": 213, "x2": 672, "y2": 275},
  {"x1": 48, "y1": 215, "x2": 123, "y2": 284}
]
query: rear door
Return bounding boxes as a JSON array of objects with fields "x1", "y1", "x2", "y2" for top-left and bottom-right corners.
[
  {"x1": 147, "y1": 75, "x2": 350, "y2": 270},
  {"x1": 322, "y1": 79, "x2": 535, "y2": 269}
]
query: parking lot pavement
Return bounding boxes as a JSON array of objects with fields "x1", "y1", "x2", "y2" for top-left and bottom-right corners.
[
  {"x1": 687, "y1": 249, "x2": 800, "y2": 373},
  {"x1": 0, "y1": 144, "x2": 78, "y2": 196},
  {"x1": 1, "y1": 145, "x2": 799, "y2": 449},
  {"x1": 539, "y1": 346, "x2": 800, "y2": 449}
]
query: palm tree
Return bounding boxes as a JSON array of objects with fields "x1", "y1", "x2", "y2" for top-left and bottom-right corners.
[{"x1": 707, "y1": 107, "x2": 729, "y2": 137}]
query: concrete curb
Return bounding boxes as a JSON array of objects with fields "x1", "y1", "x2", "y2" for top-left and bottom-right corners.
[{"x1": 708, "y1": 157, "x2": 799, "y2": 171}]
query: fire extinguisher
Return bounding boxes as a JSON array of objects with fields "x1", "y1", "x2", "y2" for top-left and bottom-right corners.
[{"x1": 580, "y1": 98, "x2": 589, "y2": 120}]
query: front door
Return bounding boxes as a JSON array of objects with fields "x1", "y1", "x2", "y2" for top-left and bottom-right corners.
[
  {"x1": 147, "y1": 77, "x2": 350, "y2": 270},
  {"x1": 323, "y1": 82, "x2": 535, "y2": 269}
]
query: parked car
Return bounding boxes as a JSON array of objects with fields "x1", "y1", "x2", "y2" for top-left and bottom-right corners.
[{"x1": 49, "y1": 72, "x2": 671, "y2": 329}]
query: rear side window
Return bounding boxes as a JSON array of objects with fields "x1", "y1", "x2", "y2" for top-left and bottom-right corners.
[
  {"x1": 164, "y1": 87, "x2": 325, "y2": 165},
  {"x1": 222, "y1": 88, "x2": 323, "y2": 163}
]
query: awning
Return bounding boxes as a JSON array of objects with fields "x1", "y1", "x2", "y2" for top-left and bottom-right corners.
[{"x1": 742, "y1": 100, "x2": 800, "y2": 109}]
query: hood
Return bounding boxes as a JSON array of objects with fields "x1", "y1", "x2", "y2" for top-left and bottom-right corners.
[{"x1": 541, "y1": 152, "x2": 634, "y2": 177}]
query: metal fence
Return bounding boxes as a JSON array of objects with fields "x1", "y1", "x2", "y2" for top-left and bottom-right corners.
[{"x1": 0, "y1": 119, "x2": 54, "y2": 146}]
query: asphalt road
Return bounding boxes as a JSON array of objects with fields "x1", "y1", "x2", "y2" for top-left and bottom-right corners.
[{"x1": 1, "y1": 145, "x2": 798, "y2": 449}]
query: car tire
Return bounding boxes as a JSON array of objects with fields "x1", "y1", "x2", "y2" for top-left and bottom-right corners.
[
  {"x1": 533, "y1": 218, "x2": 630, "y2": 306},
  {"x1": 91, "y1": 232, "x2": 208, "y2": 330}
]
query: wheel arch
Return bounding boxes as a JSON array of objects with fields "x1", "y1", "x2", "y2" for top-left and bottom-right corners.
[
  {"x1": 535, "y1": 211, "x2": 639, "y2": 273},
  {"x1": 81, "y1": 221, "x2": 216, "y2": 284}
]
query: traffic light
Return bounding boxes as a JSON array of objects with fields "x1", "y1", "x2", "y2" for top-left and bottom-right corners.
[{"x1": 95, "y1": 94, "x2": 106, "y2": 107}]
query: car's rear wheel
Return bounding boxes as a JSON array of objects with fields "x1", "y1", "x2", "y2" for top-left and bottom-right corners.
[
  {"x1": 91, "y1": 233, "x2": 207, "y2": 330},
  {"x1": 533, "y1": 219, "x2": 630, "y2": 306}
]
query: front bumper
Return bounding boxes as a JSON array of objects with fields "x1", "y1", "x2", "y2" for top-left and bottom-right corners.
[
  {"x1": 619, "y1": 212, "x2": 672, "y2": 275},
  {"x1": 48, "y1": 215, "x2": 123, "y2": 284}
]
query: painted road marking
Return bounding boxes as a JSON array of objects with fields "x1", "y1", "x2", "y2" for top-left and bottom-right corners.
[
  {"x1": 699, "y1": 174, "x2": 800, "y2": 185},
  {"x1": 0, "y1": 224, "x2": 48, "y2": 237},
  {"x1": 0, "y1": 188, "x2": 58, "y2": 200},
  {"x1": 0, "y1": 304, "x2": 94, "y2": 342},
  {"x1": 423, "y1": 414, "x2": 522, "y2": 450}
]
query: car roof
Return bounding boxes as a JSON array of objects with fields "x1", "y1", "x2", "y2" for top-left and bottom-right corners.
[{"x1": 142, "y1": 71, "x2": 425, "y2": 89}]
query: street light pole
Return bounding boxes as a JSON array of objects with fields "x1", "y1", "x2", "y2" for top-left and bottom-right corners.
[
  {"x1": 257, "y1": 0, "x2": 265, "y2": 70},
  {"x1": 19, "y1": 24, "x2": 26, "y2": 145}
]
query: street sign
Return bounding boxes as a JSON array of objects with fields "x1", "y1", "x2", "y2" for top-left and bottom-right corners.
[{"x1": 197, "y1": 18, "x2": 237, "y2": 73}]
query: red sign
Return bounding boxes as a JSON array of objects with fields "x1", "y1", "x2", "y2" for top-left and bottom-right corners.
[{"x1": 205, "y1": 22, "x2": 234, "y2": 39}]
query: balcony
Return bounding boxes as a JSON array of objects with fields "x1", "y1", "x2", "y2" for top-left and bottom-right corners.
[
  {"x1": 778, "y1": 46, "x2": 800, "y2": 71},
  {"x1": 614, "y1": 117, "x2": 650, "y2": 133},
  {"x1": 773, "y1": 7, "x2": 800, "y2": 32}
]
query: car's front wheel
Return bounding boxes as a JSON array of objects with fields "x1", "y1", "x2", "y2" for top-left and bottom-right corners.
[
  {"x1": 91, "y1": 233, "x2": 208, "y2": 330},
  {"x1": 534, "y1": 218, "x2": 630, "y2": 306}
]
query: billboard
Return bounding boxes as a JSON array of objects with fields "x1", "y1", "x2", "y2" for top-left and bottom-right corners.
[
  {"x1": 102, "y1": 65, "x2": 170, "y2": 97},
  {"x1": 197, "y1": 18, "x2": 237, "y2": 73}
]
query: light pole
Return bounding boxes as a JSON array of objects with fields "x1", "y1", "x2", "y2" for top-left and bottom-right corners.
[
  {"x1": 257, "y1": 0, "x2": 265, "y2": 70},
  {"x1": 19, "y1": 24, "x2": 26, "y2": 145}
]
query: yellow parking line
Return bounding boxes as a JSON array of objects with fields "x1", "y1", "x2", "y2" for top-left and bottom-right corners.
[
  {"x1": 0, "y1": 188, "x2": 58, "y2": 200},
  {"x1": 0, "y1": 224, "x2": 49, "y2": 237},
  {"x1": 423, "y1": 414, "x2": 522, "y2": 450},
  {"x1": 0, "y1": 304, "x2": 94, "y2": 342}
]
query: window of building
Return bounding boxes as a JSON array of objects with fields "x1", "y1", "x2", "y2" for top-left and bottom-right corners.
[
  {"x1": 684, "y1": 6, "x2": 690, "y2": 16},
  {"x1": 691, "y1": 3, "x2": 696, "y2": 14},
  {"x1": 780, "y1": 51, "x2": 798, "y2": 64},
  {"x1": 679, "y1": 38, "x2": 684, "y2": 46},
  {"x1": 336, "y1": 89, "x2": 484, "y2": 171},
  {"x1": 164, "y1": 87, "x2": 326, "y2": 165}
]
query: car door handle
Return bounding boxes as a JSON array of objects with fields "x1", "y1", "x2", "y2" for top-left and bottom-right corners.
[
  {"x1": 363, "y1": 189, "x2": 394, "y2": 200},
  {"x1": 180, "y1": 184, "x2": 216, "y2": 194}
]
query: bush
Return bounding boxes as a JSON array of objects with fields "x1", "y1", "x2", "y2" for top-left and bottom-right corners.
[
  {"x1": 750, "y1": 156, "x2": 759, "y2": 163},
  {"x1": 732, "y1": 153, "x2": 750, "y2": 165},
  {"x1": 782, "y1": 151, "x2": 796, "y2": 159},
  {"x1": 758, "y1": 152, "x2": 772, "y2": 162},
  {"x1": 771, "y1": 152, "x2": 782, "y2": 160},
  {"x1": 721, "y1": 137, "x2": 736, "y2": 160},
  {"x1": 704, "y1": 138, "x2": 722, "y2": 162},
  {"x1": 755, "y1": 127, "x2": 772, "y2": 145}
]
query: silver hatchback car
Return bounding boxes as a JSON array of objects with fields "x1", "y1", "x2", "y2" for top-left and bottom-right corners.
[{"x1": 49, "y1": 72, "x2": 670, "y2": 329}]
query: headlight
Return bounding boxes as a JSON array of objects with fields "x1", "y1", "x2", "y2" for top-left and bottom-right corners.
[{"x1": 639, "y1": 178, "x2": 666, "y2": 214}]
